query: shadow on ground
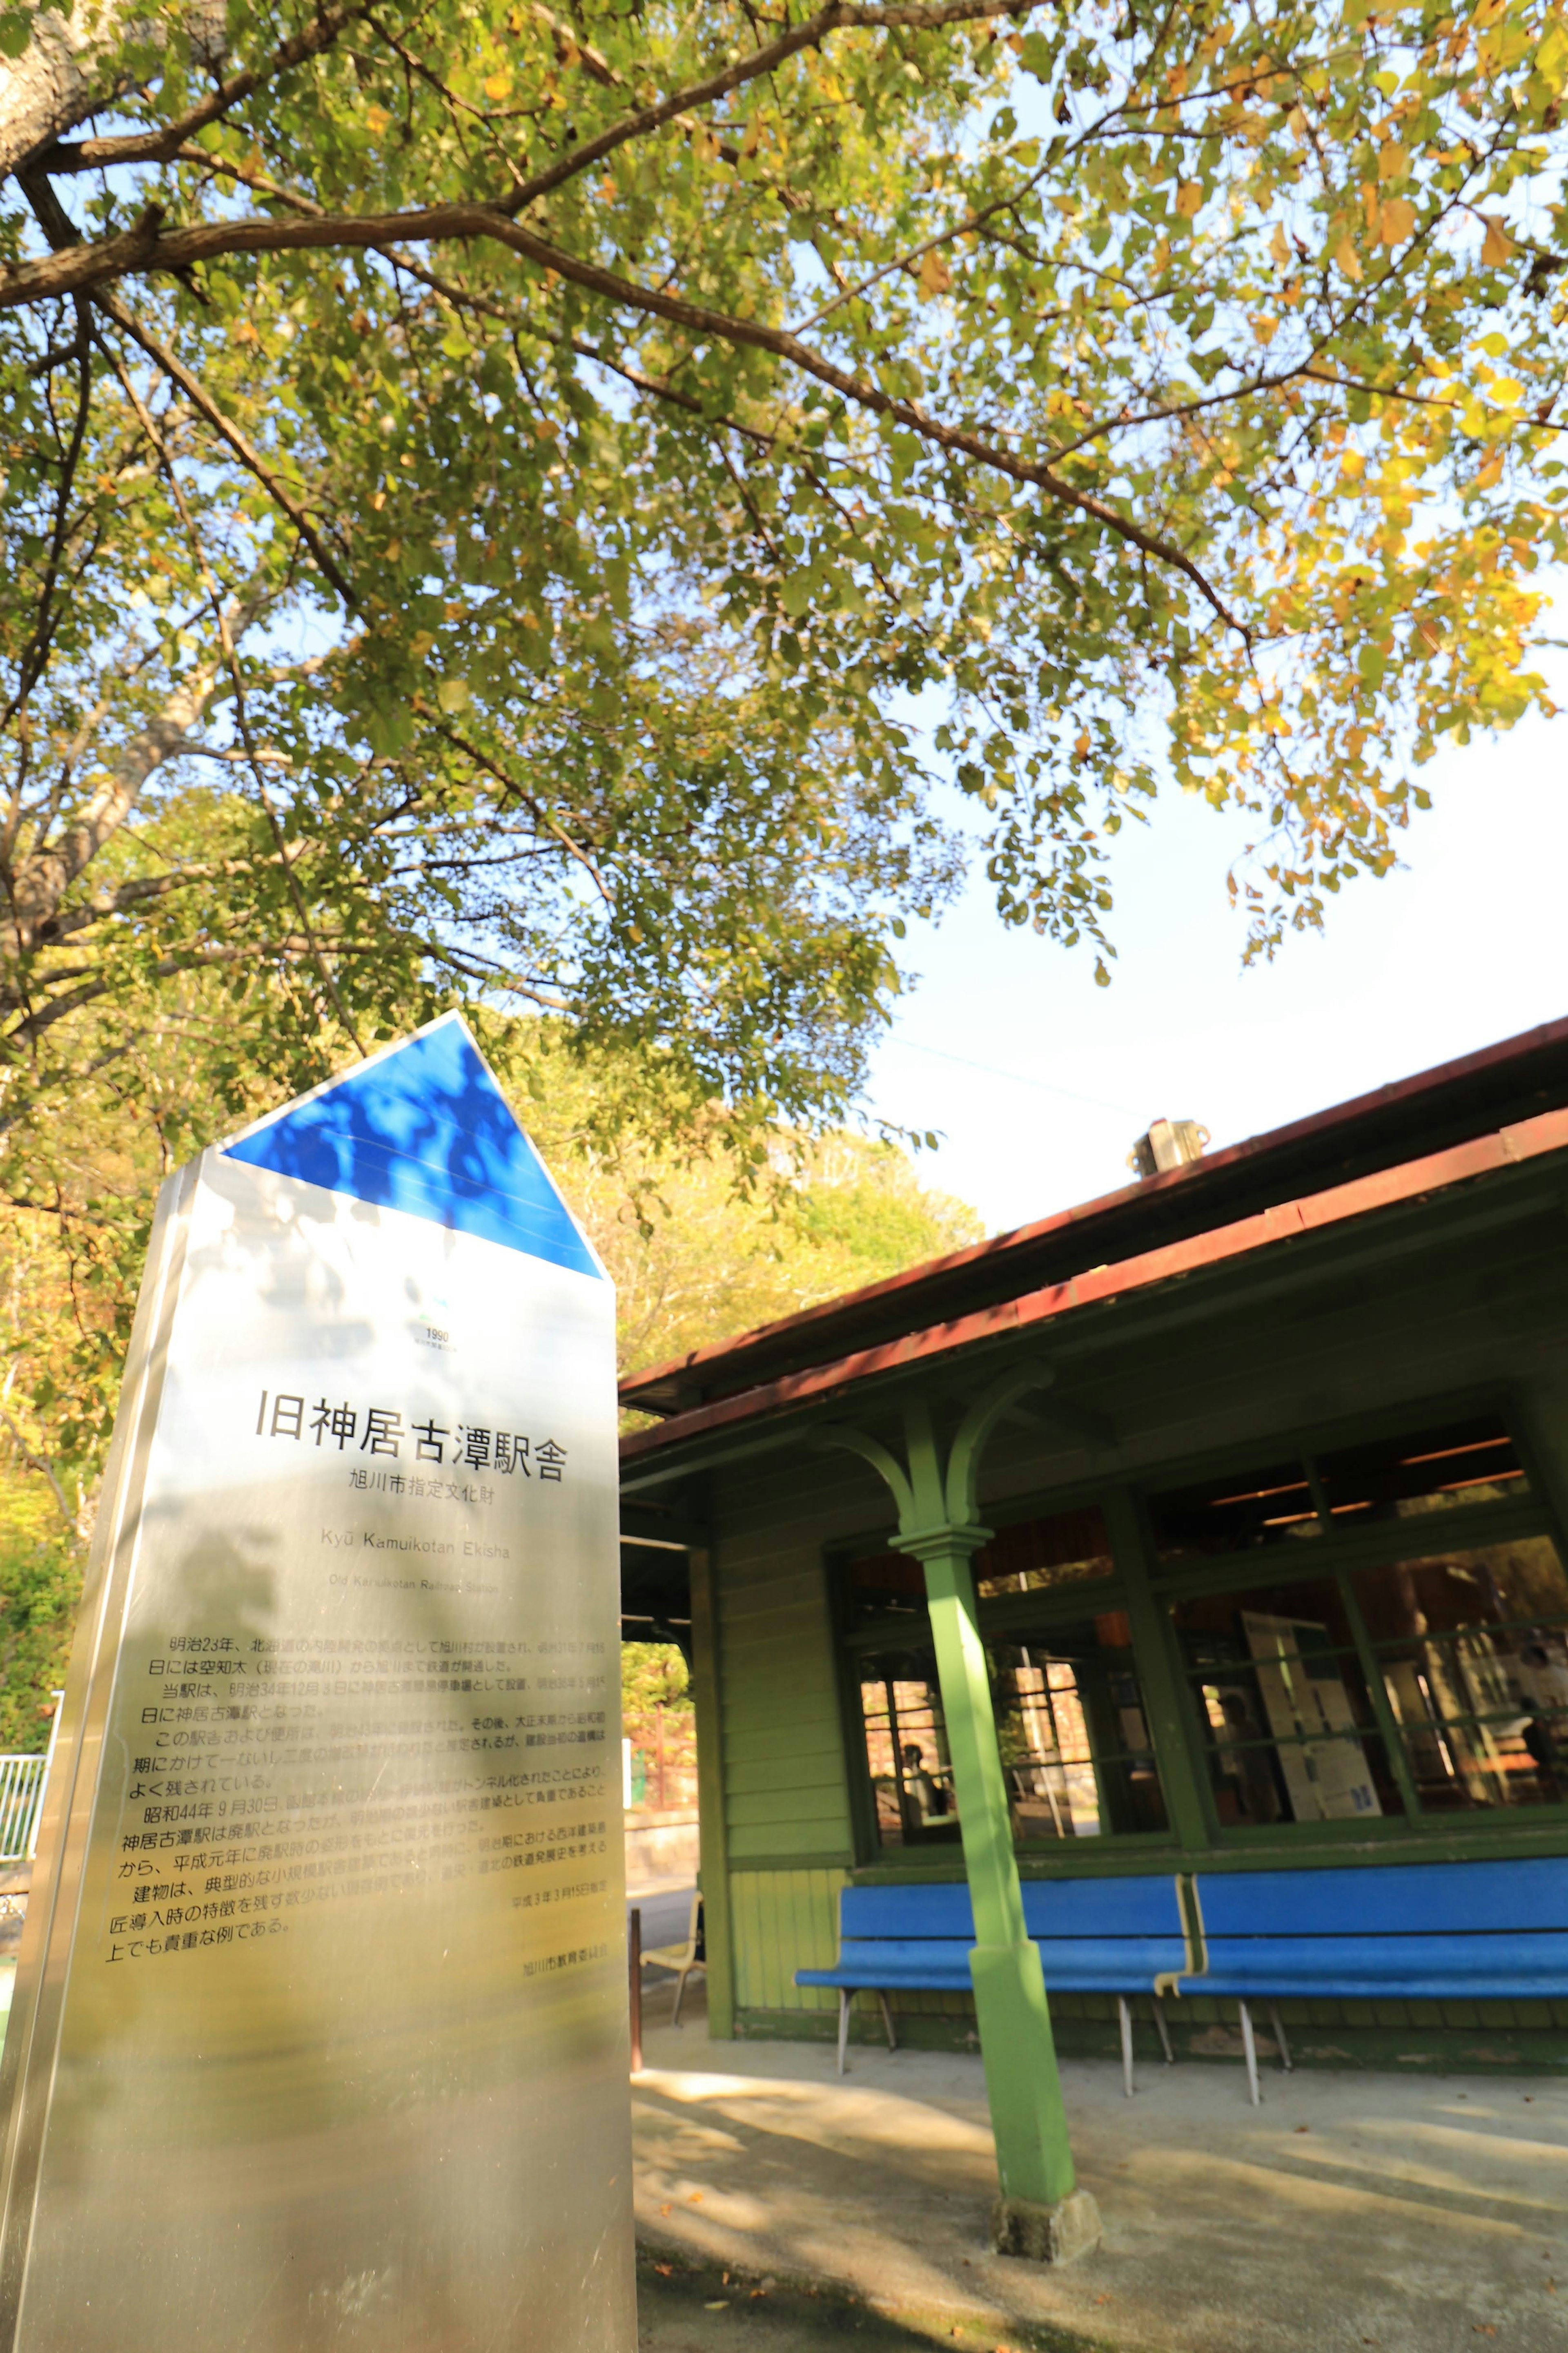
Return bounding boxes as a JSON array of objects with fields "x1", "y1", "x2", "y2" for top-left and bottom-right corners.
[
  {"x1": 637, "y1": 2249, "x2": 1105, "y2": 2352},
  {"x1": 633, "y1": 1984, "x2": 1568, "y2": 2353}
]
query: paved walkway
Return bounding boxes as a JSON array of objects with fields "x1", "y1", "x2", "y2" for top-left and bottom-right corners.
[{"x1": 633, "y1": 1990, "x2": 1568, "y2": 2353}]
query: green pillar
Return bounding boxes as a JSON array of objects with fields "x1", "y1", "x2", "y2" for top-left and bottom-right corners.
[
  {"x1": 820, "y1": 1380, "x2": 1101, "y2": 2264},
  {"x1": 901, "y1": 1525, "x2": 1076, "y2": 2209}
]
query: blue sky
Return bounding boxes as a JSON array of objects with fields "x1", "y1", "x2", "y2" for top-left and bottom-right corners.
[{"x1": 866, "y1": 640, "x2": 1568, "y2": 1237}]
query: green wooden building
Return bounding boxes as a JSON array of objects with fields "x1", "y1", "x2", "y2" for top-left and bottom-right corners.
[{"x1": 618, "y1": 1020, "x2": 1568, "y2": 2113}]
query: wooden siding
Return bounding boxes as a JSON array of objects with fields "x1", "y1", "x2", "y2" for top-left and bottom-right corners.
[
  {"x1": 686, "y1": 1192, "x2": 1568, "y2": 2042},
  {"x1": 730, "y1": 1868, "x2": 847, "y2": 2012}
]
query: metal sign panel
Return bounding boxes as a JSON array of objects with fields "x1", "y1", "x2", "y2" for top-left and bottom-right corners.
[{"x1": 0, "y1": 1016, "x2": 634, "y2": 2351}]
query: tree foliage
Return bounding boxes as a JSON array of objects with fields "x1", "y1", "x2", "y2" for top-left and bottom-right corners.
[
  {"x1": 0, "y1": 1011, "x2": 982, "y2": 1733},
  {"x1": 0, "y1": 0, "x2": 1561, "y2": 1163}
]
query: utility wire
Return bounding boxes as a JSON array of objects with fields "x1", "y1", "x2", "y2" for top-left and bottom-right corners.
[{"x1": 883, "y1": 1032, "x2": 1143, "y2": 1121}]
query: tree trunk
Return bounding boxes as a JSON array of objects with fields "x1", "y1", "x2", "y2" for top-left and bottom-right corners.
[{"x1": 0, "y1": 0, "x2": 223, "y2": 183}]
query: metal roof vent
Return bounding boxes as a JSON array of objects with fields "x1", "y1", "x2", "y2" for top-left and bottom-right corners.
[{"x1": 1128, "y1": 1117, "x2": 1210, "y2": 1180}]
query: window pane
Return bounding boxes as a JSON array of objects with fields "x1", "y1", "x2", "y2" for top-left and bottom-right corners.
[
  {"x1": 845, "y1": 1550, "x2": 927, "y2": 1633},
  {"x1": 1172, "y1": 1575, "x2": 1397, "y2": 1827},
  {"x1": 1318, "y1": 1416, "x2": 1528, "y2": 1527},
  {"x1": 989, "y1": 1611, "x2": 1168, "y2": 1841},
  {"x1": 1354, "y1": 1535, "x2": 1568, "y2": 1812},
  {"x1": 857, "y1": 1650, "x2": 961, "y2": 1848},
  {"x1": 975, "y1": 1506, "x2": 1116, "y2": 1598},
  {"x1": 1151, "y1": 1461, "x2": 1320, "y2": 1562}
]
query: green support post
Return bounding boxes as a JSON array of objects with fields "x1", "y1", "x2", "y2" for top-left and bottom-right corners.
[{"x1": 820, "y1": 1382, "x2": 1101, "y2": 2266}]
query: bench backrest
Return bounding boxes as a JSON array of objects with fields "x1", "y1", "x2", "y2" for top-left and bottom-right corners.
[
  {"x1": 1194, "y1": 1855, "x2": 1568, "y2": 1943},
  {"x1": 840, "y1": 1875, "x2": 1185, "y2": 1945}
]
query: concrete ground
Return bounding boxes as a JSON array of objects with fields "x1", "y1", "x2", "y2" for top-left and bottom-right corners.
[
  {"x1": 633, "y1": 1983, "x2": 1568, "y2": 2353},
  {"x1": 636, "y1": 2246, "x2": 1095, "y2": 2351}
]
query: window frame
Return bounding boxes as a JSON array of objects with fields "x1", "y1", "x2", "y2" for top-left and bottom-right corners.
[
  {"x1": 1140, "y1": 1389, "x2": 1568, "y2": 1844},
  {"x1": 831, "y1": 1493, "x2": 1175, "y2": 1865},
  {"x1": 827, "y1": 1385, "x2": 1568, "y2": 1871}
]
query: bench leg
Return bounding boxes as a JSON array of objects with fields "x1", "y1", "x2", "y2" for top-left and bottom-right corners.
[
  {"x1": 837, "y1": 1989, "x2": 851, "y2": 2077},
  {"x1": 1238, "y1": 2001, "x2": 1261, "y2": 2106},
  {"x1": 1152, "y1": 1993, "x2": 1175, "y2": 2067},
  {"x1": 1269, "y1": 2002, "x2": 1293, "y2": 2074},
  {"x1": 877, "y1": 1990, "x2": 898, "y2": 2054},
  {"x1": 1118, "y1": 1996, "x2": 1135, "y2": 2098},
  {"x1": 672, "y1": 1966, "x2": 689, "y2": 2027}
]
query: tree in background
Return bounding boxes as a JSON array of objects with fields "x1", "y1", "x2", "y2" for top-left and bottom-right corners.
[
  {"x1": 0, "y1": 0, "x2": 1564, "y2": 1167},
  {"x1": 3, "y1": 0, "x2": 1568, "y2": 1731},
  {"x1": 0, "y1": 1016, "x2": 983, "y2": 1743}
]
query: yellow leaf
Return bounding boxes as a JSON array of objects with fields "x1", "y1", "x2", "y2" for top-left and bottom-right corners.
[
  {"x1": 1270, "y1": 221, "x2": 1291, "y2": 268},
  {"x1": 365, "y1": 103, "x2": 391, "y2": 135},
  {"x1": 1332, "y1": 236, "x2": 1363, "y2": 281},
  {"x1": 1480, "y1": 215, "x2": 1516, "y2": 267},
  {"x1": 1251, "y1": 314, "x2": 1278, "y2": 344},
  {"x1": 409, "y1": 631, "x2": 435, "y2": 660},
  {"x1": 1340, "y1": 449, "x2": 1365, "y2": 482},
  {"x1": 1379, "y1": 197, "x2": 1417, "y2": 245},
  {"x1": 1175, "y1": 180, "x2": 1202, "y2": 219},
  {"x1": 483, "y1": 71, "x2": 511, "y2": 100},
  {"x1": 918, "y1": 248, "x2": 953, "y2": 296},
  {"x1": 1474, "y1": 450, "x2": 1504, "y2": 488},
  {"x1": 741, "y1": 114, "x2": 762, "y2": 158},
  {"x1": 1378, "y1": 143, "x2": 1409, "y2": 181},
  {"x1": 1074, "y1": 730, "x2": 1091, "y2": 759}
]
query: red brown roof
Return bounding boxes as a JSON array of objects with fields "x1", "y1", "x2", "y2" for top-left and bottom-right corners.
[
  {"x1": 621, "y1": 1100, "x2": 1568, "y2": 1466},
  {"x1": 621, "y1": 1011, "x2": 1568, "y2": 1434}
]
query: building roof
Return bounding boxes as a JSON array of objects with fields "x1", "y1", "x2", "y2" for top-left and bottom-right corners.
[{"x1": 619, "y1": 1013, "x2": 1568, "y2": 1462}]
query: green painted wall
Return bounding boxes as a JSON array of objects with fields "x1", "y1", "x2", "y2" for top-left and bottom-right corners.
[
  {"x1": 676, "y1": 1173, "x2": 1568, "y2": 2049},
  {"x1": 730, "y1": 1868, "x2": 846, "y2": 2014}
]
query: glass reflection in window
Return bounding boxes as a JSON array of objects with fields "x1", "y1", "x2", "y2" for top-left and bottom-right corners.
[
  {"x1": 1172, "y1": 1575, "x2": 1399, "y2": 1827},
  {"x1": 989, "y1": 1612, "x2": 1167, "y2": 1841},
  {"x1": 974, "y1": 1506, "x2": 1116, "y2": 1598},
  {"x1": 1354, "y1": 1535, "x2": 1568, "y2": 1812},
  {"x1": 858, "y1": 1651, "x2": 960, "y2": 1848},
  {"x1": 1317, "y1": 1418, "x2": 1527, "y2": 1526},
  {"x1": 1151, "y1": 1461, "x2": 1321, "y2": 1562},
  {"x1": 845, "y1": 1550, "x2": 927, "y2": 1632}
]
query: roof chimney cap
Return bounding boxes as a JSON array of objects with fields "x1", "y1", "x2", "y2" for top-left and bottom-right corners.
[{"x1": 1128, "y1": 1117, "x2": 1210, "y2": 1180}]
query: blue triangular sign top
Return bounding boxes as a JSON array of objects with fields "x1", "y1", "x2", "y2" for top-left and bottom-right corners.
[{"x1": 222, "y1": 1014, "x2": 601, "y2": 1279}]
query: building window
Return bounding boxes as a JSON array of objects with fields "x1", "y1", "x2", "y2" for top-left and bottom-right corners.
[
  {"x1": 1152, "y1": 1461, "x2": 1321, "y2": 1561},
  {"x1": 1172, "y1": 1574, "x2": 1399, "y2": 1827},
  {"x1": 857, "y1": 1650, "x2": 961, "y2": 1848},
  {"x1": 851, "y1": 1605, "x2": 1168, "y2": 1852},
  {"x1": 1317, "y1": 1419, "x2": 1528, "y2": 1526},
  {"x1": 1150, "y1": 1414, "x2": 1528, "y2": 1564},
  {"x1": 1354, "y1": 1534, "x2": 1568, "y2": 1811},
  {"x1": 991, "y1": 1612, "x2": 1168, "y2": 1842},
  {"x1": 974, "y1": 1506, "x2": 1116, "y2": 1597}
]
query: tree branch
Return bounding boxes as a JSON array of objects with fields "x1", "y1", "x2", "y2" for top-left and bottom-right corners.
[
  {"x1": 0, "y1": 198, "x2": 1241, "y2": 627},
  {"x1": 94, "y1": 290, "x2": 358, "y2": 605},
  {"x1": 38, "y1": 0, "x2": 370, "y2": 174}
]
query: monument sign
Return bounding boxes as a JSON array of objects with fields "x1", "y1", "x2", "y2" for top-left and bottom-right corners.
[{"x1": 0, "y1": 1015, "x2": 633, "y2": 2350}]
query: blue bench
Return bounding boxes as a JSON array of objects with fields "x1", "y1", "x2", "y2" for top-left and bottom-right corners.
[
  {"x1": 1182, "y1": 1856, "x2": 1568, "y2": 2103},
  {"x1": 796, "y1": 1876, "x2": 1192, "y2": 2092}
]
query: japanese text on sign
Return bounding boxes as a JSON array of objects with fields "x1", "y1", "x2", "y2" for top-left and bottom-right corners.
[{"x1": 254, "y1": 1392, "x2": 566, "y2": 1479}]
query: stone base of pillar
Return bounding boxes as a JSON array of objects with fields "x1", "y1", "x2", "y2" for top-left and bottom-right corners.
[{"x1": 990, "y1": 2188, "x2": 1103, "y2": 2266}]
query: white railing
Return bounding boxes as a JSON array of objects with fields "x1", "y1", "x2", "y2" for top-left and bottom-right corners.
[
  {"x1": 0, "y1": 1693, "x2": 65, "y2": 1865},
  {"x1": 0, "y1": 1758, "x2": 47, "y2": 1865}
]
